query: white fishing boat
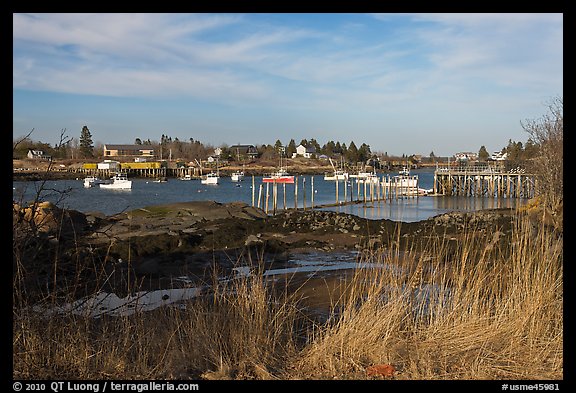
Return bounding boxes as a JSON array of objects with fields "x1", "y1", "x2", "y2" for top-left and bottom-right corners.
[
  {"x1": 83, "y1": 175, "x2": 106, "y2": 188},
  {"x1": 324, "y1": 157, "x2": 349, "y2": 181},
  {"x1": 99, "y1": 173, "x2": 132, "y2": 190},
  {"x1": 382, "y1": 168, "x2": 426, "y2": 195},
  {"x1": 352, "y1": 170, "x2": 380, "y2": 184},
  {"x1": 201, "y1": 172, "x2": 219, "y2": 185},
  {"x1": 201, "y1": 155, "x2": 220, "y2": 185},
  {"x1": 231, "y1": 170, "x2": 245, "y2": 182}
]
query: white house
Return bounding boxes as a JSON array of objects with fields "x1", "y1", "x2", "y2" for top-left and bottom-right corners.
[
  {"x1": 292, "y1": 144, "x2": 316, "y2": 159},
  {"x1": 27, "y1": 149, "x2": 51, "y2": 160},
  {"x1": 490, "y1": 151, "x2": 508, "y2": 161},
  {"x1": 454, "y1": 152, "x2": 478, "y2": 162}
]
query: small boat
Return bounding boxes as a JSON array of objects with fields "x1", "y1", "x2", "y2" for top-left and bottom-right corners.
[
  {"x1": 231, "y1": 171, "x2": 245, "y2": 182},
  {"x1": 263, "y1": 169, "x2": 294, "y2": 184},
  {"x1": 99, "y1": 173, "x2": 132, "y2": 190},
  {"x1": 263, "y1": 148, "x2": 294, "y2": 183},
  {"x1": 324, "y1": 157, "x2": 349, "y2": 181},
  {"x1": 152, "y1": 177, "x2": 167, "y2": 183},
  {"x1": 399, "y1": 166, "x2": 411, "y2": 176},
  {"x1": 352, "y1": 170, "x2": 379, "y2": 184},
  {"x1": 382, "y1": 168, "x2": 420, "y2": 196},
  {"x1": 201, "y1": 155, "x2": 220, "y2": 184},
  {"x1": 179, "y1": 174, "x2": 192, "y2": 181},
  {"x1": 201, "y1": 172, "x2": 219, "y2": 185},
  {"x1": 83, "y1": 176, "x2": 105, "y2": 188},
  {"x1": 324, "y1": 170, "x2": 349, "y2": 181}
]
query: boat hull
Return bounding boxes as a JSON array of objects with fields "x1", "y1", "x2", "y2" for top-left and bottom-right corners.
[
  {"x1": 324, "y1": 173, "x2": 349, "y2": 181},
  {"x1": 201, "y1": 174, "x2": 219, "y2": 184},
  {"x1": 99, "y1": 174, "x2": 132, "y2": 189},
  {"x1": 100, "y1": 181, "x2": 132, "y2": 190},
  {"x1": 262, "y1": 176, "x2": 294, "y2": 184}
]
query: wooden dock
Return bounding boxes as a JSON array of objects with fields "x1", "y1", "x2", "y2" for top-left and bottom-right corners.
[
  {"x1": 433, "y1": 165, "x2": 536, "y2": 198},
  {"x1": 76, "y1": 166, "x2": 200, "y2": 179}
]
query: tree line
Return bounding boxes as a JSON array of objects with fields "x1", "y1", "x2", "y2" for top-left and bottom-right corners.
[{"x1": 12, "y1": 126, "x2": 546, "y2": 169}]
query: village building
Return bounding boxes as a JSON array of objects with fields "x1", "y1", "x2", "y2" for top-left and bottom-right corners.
[
  {"x1": 292, "y1": 144, "x2": 316, "y2": 158},
  {"x1": 103, "y1": 144, "x2": 155, "y2": 159},
  {"x1": 229, "y1": 144, "x2": 259, "y2": 159},
  {"x1": 454, "y1": 152, "x2": 478, "y2": 162},
  {"x1": 490, "y1": 151, "x2": 508, "y2": 161},
  {"x1": 97, "y1": 159, "x2": 121, "y2": 171},
  {"x1": 27, "y1": 149, "x2": 51, "y2": 160}
]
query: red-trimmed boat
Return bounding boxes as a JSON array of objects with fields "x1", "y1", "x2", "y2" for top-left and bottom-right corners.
[{"x1": 263, "y1": 169, "x2": 294, "y2": 184}]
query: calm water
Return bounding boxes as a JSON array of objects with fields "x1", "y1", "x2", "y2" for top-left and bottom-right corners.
[{"x1": 12, "y1": 168, "x2": 524, "y2": 222}]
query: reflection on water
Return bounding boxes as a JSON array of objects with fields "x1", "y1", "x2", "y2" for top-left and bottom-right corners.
[
  {"x1": 33, "y1": 250, "x2": 451, "y2": 319},
  {"x1": 320, "y1": 196, "x2": 523, "y2": 222},
  {"x1": 13, "y1": 171, "x2": 527, "y2": 222}
]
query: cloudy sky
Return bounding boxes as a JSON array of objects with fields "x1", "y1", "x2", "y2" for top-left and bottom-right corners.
[{"x1": 13, "y1": 13, "x2": 562, "y2": 156}]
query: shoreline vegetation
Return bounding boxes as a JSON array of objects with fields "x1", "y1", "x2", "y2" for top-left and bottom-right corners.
[
  {"x1": 13, "y1": 197, "x2": 563, "y2": 380},
  {"x1": 12, "y1": 157, "x2": 440, "y2": 182}
]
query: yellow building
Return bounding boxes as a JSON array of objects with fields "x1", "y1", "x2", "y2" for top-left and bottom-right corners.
[{"x1": 103, "y1": 144, "x2": 155, "y2": 159}]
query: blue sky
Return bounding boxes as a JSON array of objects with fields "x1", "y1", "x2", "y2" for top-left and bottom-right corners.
[{"x1": 13, "y1": 13, "x2": 562, "y2": 157}]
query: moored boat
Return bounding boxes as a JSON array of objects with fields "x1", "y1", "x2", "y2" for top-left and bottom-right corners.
[
  {"x1": 231, "y1": 171, "x2": 245, "y2": 182},
  {"x1": 324, "y1": 157, "x2": 349, "y2": 181},
  {"x1": 201, "y1": 172, "x2": 219, "y2": 185},
  {"x1": 263, "y1": 169, "x2": 294, "y2": 184},
  {"x1": 99, "y1": 173, "x2": 132, "y2": 190},
  {"x1": 83, "y1": 176, "x2": 105, "y2": 188}
]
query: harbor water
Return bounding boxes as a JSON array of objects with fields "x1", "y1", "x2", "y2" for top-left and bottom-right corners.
[{"x1": 12, "y1": 168, "x2": 525, "y2": 222}]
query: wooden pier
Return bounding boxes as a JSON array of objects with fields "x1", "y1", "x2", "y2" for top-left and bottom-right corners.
[
  {"x1": 255, "y1": 174, "x2": 422, "y2": 214},
  {"x1": 77, "y1": 166, "x2": 201, "y2": 179},
  {"x1": 433, "y1": 165, "x2": 536, "y2": 198}
]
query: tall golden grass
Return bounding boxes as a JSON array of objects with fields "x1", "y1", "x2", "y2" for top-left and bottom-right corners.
[
  {"x1": 291, "y1": 214, "x2": 562, "y2": 379},
  {"x1": 13, "y1": 211, "x2": 562, "y2": 380}
]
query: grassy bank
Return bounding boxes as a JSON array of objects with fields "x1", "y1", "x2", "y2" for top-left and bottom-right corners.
[{"x1": 13, "y1": 211, "x2": 562, "y2": 380}]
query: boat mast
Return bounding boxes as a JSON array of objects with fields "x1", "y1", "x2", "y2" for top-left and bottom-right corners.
[{"x1": 279, "y1": 145, "x2": 285, "y2": 171}]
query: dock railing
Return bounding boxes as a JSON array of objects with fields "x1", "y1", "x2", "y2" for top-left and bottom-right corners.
[{"x1": 433, "y1": 163, "x2": 535, "y2": 198}]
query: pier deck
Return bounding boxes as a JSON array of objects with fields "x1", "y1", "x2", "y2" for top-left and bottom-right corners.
[{"x1": 433, "y1": 165, "x2": 536, "y2": 198}]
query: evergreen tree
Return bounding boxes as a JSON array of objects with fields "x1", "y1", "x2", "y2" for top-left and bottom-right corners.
[
  {"x1": 478, "y1": 145, "x2": 489, "y2": 161},
  {"x1": 274, "y1": 139, "x2": 283, "y2": 152},
  {"x1": 358, "y1": 143, "x2": 371, "y2": 163},
  {"x1": 346, "y1": 141, "x2": 359, "y2": 163},
  {"x1": 79, "y1": 125, "x2": 94, "y2": 158},
  {"x1": 323, "y1": 140, "x2": 336, "y2": 156},
  {"x1": 309, "y1": 138, "x2": 321, "y2": 153},
  {"x1": 286, "y1": 139, "x2": 297, "y2": 157},
  {"x1": 523, "y1": 138, "x2": 539, "y2": 159},
  {"x1": 334, "y1": 141, "x2": 342, "y2": 154}
]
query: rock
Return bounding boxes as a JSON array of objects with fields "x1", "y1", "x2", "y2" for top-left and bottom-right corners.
[{"x1": 245, "y1": 234, "x2": 263, "y2": 247}]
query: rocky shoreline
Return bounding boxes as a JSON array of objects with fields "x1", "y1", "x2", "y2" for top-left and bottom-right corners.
[{"x1": 14, "y1": 199, "x2": 519, "y2": 301}]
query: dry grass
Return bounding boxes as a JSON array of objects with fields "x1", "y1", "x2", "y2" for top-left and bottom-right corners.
[
  {"x1": 13, "y1": 211, "x2": 562, "y2": 380},
  {"x1": 290, "y1": 214, "x2": 563, "y2": 380}
]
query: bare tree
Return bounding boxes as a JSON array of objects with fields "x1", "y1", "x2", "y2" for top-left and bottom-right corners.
[{"x1": 521, "y1": 96, "x2": 563, "y2": 230}]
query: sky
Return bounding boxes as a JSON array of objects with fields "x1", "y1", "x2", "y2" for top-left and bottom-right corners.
[{"x1": 13, "y1": 13, "x2": 563, "y2": 157}]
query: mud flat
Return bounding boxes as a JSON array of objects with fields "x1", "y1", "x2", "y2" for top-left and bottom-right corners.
[{"x1": 14, "y1": 199, "x2": 517, "y2": 303}]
